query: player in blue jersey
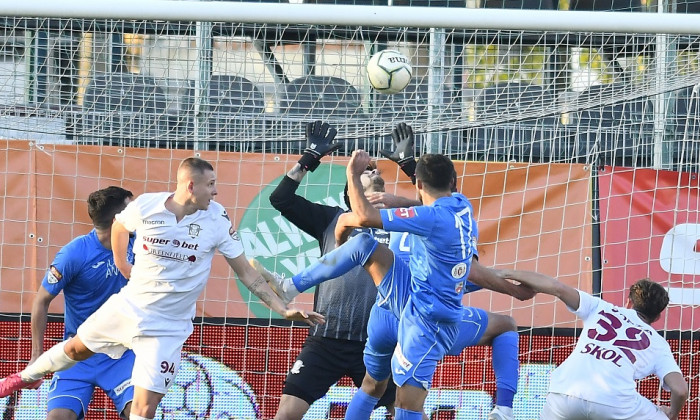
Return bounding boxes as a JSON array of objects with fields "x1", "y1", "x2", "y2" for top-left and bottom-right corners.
[
  {"x1": 30, "y1": 186, "x2": 135, "y2": 420},
  {"x1": 265, "y1": 143, "x2": 534, "y2": 420}
]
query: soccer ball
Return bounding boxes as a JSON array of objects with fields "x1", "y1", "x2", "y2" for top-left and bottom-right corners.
[{"x1": 367, "y1": 50, "x2": 412, "y2": 95}]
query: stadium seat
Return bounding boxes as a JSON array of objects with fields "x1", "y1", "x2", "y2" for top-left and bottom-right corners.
[
  {"x1": 670, "y1": 85, "x2": 700, "y2": 170},
  {"x1": 567, "y1": 83, "x2": 655, "y2": 166},
  {"x1": 569, "y1": 0, "x2": 642, "y2": 11},
  {"x1": 391, "y1": 0, "x2": 466, "y2": 6},
  {"x1": 81, "y1": 73, "x2": 181, "y2": 148},
  {"x1": 183, "y1": 75, "x2": 267, "y2": 151},
  {"x1": 279, "y1": 75, "x2": 362, "y2": 118},
  {"x1": 675, "y1": 0, "x2": 700, "y2": 13},
  {"x1": 473, "y1": 82, "x2": 561, "y2": 162},
  {"x1": 305, "y1": 0, "x2": 389, "y2": 4},
  {"x1": 481, "y1": 0, "x2": 555, "y2": 9}
]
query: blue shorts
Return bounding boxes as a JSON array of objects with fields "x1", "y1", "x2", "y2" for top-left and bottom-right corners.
[
  {"x1": 365, "y1": 304, "x2": 489, "y2": 379},
  {"x1": 447, "y1": 306, "x2": 489, "y2": 356},
  {"x1": 392, "y1": 299, "x2": 459, "y2": 390},
  {"x1": 375, "y1": 254, "x2": 412, "y2": 318},
  {"x1": 374, "y1": 256, "x2": 486, "y2": 389},
  {"x1": 364, "y1": 303, "x2": 399, "y2": 381},
  {"x1": 48, "y1": 351, "x2": 135, "y2": 419}
]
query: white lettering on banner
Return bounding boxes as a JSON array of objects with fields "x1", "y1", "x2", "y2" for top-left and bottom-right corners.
[
  {"x1": 0, "y1": 362, "x2": 554, "y2": 419},
  {"x1": 659, "y1": 223, "x2": 700, "y2": 305}
]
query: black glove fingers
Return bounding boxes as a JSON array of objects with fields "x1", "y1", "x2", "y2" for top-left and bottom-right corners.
[
  {"x1": 313, "y1": 120, "x2": 323, "y2": 137},
  {"x1": 328, "y1": 142, "x2": 342, "y2": 154},
  {"x1": 326, "y1": 127, "x2": 338, "y2": 143},
  {"x1": 404, "y1": 124, "x2": 413, "y2": 142},
  {"x1": 316, "y1": 122, "x2": 328, "y2": 139},
  {"x1": 391, "y1": 127, "x2": 400, "y2": 145}
]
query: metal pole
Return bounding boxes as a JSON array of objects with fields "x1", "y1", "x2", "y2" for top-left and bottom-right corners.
[
  {"x1": 195, "y1": 21, "x2": 212, "y2": 152},
  {"x1": 427, "y1": 28, "x2": 445, "y2": 154}
]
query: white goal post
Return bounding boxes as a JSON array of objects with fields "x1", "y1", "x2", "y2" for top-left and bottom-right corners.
[{"x1": 3, "y1": 0, "x2": 700, "y2": 33}]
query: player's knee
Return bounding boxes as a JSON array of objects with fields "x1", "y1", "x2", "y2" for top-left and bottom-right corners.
[
  {"x1": 361, "y1": 374, "x2": 389, "y2": 398},
  {"x1": 504, "y1": 315, "x2": 517, "y2": 332},
  {"x1": 490, "y1": 313, "x2": 516, "y2": 334},
  {"x1": 130, "y1": 389, "x2": 164, "y2": 419},
  {"x1": 63, "y1": 338, "x2": 93, "y2": 361},
  {"x1": 120, "y1": 402, "x2": 132, "y2": 419},
  {"x1": 348, "y1": 232, "x2": 379, "y2": 264}
]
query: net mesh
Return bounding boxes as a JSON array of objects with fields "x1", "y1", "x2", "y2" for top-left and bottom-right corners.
[{"x1": 1, "y1": 4, "x2": 700, "y2": 419}]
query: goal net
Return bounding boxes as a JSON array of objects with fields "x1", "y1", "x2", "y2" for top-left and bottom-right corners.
[{"x1": 0, "y1": 1, "x2": 698, "y2": 418}]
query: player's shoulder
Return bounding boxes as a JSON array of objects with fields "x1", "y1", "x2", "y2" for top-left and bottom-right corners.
[
  {"x1": 61, "y1": 230, "x2": 98, "y2": 254},
  {"x1": 135, "y1": 192, "x2": 170, "y2": 205},
  {"x1": 204, "y1": 201, "x2": 234, "y2": 225},
  {"x1": 572, "y1": 290, "x2": 607, "y2": 316}
]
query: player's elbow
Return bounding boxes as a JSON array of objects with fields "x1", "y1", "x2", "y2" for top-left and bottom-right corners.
[
  {"x1": 354, "y1": 209, "x2": 382, "y2": 228},
  {"x1": 667, "y1": 374, "x2": 689, "y2": 402},
  {"x1": 268, "y1": 190, "x2": 289, "y2": 212},
  {"x1": 675, "y1": 385, "x2": 690, "y2": 403}
]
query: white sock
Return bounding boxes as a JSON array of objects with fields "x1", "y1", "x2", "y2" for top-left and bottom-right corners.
[
  {"x1": 494, "y1": 405, "x2": 513, "y2": 416},
  {"x1": 21, "y1": 341, "x2": 77, "y2": 381},
  {"x1": 282, "y1": 277, "x2": 300, "y2": 296},
  {"x1": 130, "y1": 415, "x2": 153, "y2": 420}
]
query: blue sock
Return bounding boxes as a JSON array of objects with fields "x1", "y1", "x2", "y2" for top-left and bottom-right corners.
[
  {"x1": 292, "y1": 232, "x2": 378, "y2": 292},
  {"x1": 492, "y1": 330, "x2": 519, "y2": 408},
  {"x1": 394, "y1": 407, "x2": 424, "y2": 420},
  {"x1": 345, "y1": 388, "x2": 380, "y2": 420}
]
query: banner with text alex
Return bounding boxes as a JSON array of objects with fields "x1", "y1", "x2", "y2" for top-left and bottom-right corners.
[
  {"x1": 0, "y1": 141, "x2": 591, "y2": 327},
  {"x1": 598, "y1": 166, "x2": 700, "y2": 331}
]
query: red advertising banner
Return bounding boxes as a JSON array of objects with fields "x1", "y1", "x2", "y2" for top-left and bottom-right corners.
[
  {"x1": 0, "y1": 322, "x2": 696, "y2": 420},
  {"x1": 598, "y1": 166, "x2": 700, "y2": 331}
]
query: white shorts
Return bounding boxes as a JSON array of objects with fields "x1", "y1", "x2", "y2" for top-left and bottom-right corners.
[
  {"x1": 77, "y1": 293, "x2": 193, "y2": 394},
  {"x1": 540, "y1": 392, "x2": 668, "y2": 420}
]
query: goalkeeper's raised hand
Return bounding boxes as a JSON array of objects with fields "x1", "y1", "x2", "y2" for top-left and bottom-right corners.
[
  {"x1": 380, "y1": 122, "x2": 417, "y2": 183},
  {"x1": 297, "y1": 120, "x2": 340, "y2": 172}
]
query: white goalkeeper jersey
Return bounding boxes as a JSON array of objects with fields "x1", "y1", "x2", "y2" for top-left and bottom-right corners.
[
  {"x1": 549, "y1": 290, "x2": 681, "y2": 408},
  {"x1": 115, "y1": 192, "x2": 244, "y2": 325}
]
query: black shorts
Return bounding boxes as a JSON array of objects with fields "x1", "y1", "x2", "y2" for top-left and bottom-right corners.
[{"x1": 283, "y1": 335, "x2": 396, "y2": 408}]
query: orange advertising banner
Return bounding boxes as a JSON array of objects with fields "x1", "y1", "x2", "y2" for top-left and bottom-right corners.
[{"x1": 0, "y1": 141, "x2": 591, "y2": 327}]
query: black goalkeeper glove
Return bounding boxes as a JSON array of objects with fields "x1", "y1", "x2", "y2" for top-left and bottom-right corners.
[
  {"x1": 380, "y1": 122, "x2": 417, "y2": 184},
  {"x1": 298, "y1": 121, "x2": 340, "y2": 172}
]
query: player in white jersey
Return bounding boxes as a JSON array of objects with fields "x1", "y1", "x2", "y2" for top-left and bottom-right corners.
[
  {"x1": 0, "y1": 157, "x2": 324, "y2": 420},
  {"x1": 501, "y1": 271, "x2": 688, "y2": 420}
]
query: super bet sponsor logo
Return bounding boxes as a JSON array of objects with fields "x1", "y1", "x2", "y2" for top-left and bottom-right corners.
[{"x1": 236, "y1": 164, "x2": 348, "y2": 318}]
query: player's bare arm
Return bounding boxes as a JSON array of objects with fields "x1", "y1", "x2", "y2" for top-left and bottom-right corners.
[
  {"x1": 334, "y1": 212, "x2": 361, "y2": 245},
  {"x1": 286, "y1": 163, "x2": 307, "y2": 182},
  {"x1": 225, "y1": 254, "x2": 325, "y2": 326},
  {"x1": 111, "y1": 220, "x2": 133, "y2": 279},
  {"x1": 502, "y1": 269, "x2": 580, "y2": 310},
  {"x1": 468, "y1": 260, "x2": 536, "y2": 301},
  {"x1": 345, "y1": 150, "x2": 382, "y2": 228},
  {"x1": 30, "y1": 287, "x2": 56, "y2": 362},
  {"x1": 366, "y1": 192, "x2": 419, "y2": 209},
  {"x1": 662, "y1": 371, "x2": 689, "y2": 420}
]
